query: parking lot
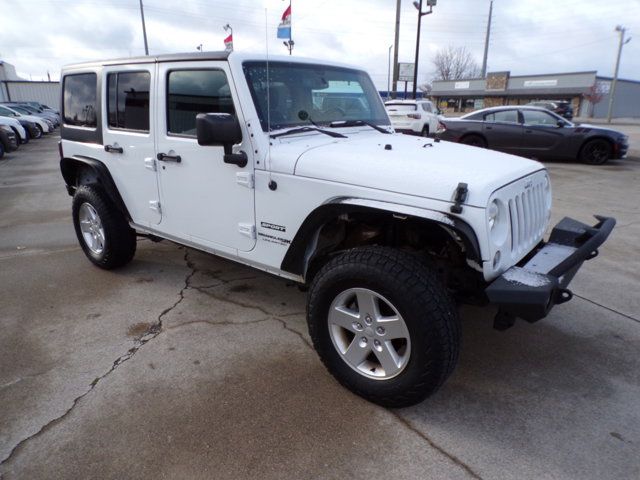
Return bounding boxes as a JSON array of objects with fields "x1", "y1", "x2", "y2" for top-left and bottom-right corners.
[{"x1": 1, "y1": 133, "x2": 639, "y2": 479}]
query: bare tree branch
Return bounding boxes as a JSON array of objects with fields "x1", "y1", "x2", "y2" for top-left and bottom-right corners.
[{"x1": 432, "y1": 46, "x2": 481, "y2": 81}]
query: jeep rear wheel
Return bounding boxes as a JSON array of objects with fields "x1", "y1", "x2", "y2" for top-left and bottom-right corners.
[
  {"x1": 72, "y1": 185, "x2": 136, "y2": 269},
  {"x1": 307, "y1": 247, "x2": 460, "y2": 407}
]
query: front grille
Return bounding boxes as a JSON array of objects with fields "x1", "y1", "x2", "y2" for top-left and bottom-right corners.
[{"x1": 507, "y1": 180, "x2": 548, "y2": 257}]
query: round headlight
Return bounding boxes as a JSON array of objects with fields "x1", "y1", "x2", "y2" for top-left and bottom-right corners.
[{"x1": 488, "y1": 200, "x2": 499, "y2": 230}]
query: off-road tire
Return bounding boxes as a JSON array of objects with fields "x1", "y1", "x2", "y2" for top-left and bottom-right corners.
[
  {"x1": 307, "y1": 246, "x2": 460, "y2": 408},
  {"x1": 460, "y1": 134, "x2": 487, "y2": 148},
  {"x1": 579, "y1": 138, "x2": 612, "y2": 165},
  {"x1": 72, "y1": 184, "x2": 136, "y2": 269}
]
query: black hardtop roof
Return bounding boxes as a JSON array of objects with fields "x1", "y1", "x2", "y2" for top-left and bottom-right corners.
[{"x1": 63, "y1": 51, "x2": 230, "y2": 70}]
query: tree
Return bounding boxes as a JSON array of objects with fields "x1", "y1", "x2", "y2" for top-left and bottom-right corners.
[
  {"x1": 432, "y1": 46, "x2": 481, "y2": 81},
  {"x1": 583, "y1": 82, "x2": 607, "y2": 118}
]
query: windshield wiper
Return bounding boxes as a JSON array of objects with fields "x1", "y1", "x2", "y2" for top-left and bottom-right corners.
[
  {"x1": 270, "y1": 126, "x2": 347, "y2": 139},
  {"x1": 329, "y1": 120, "x2": 391, "y2": 134}
]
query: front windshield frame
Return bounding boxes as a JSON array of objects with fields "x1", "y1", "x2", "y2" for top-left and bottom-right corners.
[{"x1": 242, "y1": 61, "x2": 390, "y2": 132}]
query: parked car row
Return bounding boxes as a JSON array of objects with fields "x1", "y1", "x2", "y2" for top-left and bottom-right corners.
[{"x1": 0, "y1": 101, "x2": 60, "y2": 158}]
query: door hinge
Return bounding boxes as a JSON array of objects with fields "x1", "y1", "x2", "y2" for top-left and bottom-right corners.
[
  {"x1": 149, "y1": 200, "x2": 161, "y2": 214},
  {"x1": 236, "y1": 172, "x2": 254, "y2": 189},
  {"x1": 238, "y1": 223, "x2": 256, "y2": 239},
  {"x1": 144, "y1": 157, "x2": 157, "y2": 171}
]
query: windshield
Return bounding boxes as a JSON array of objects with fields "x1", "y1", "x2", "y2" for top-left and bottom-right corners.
[
  {"x1": 11, "y1": 106, "x2": 31, "y2": 115},
  {"x1": 243, "y1": 61, "x2": 389, "y2": 132}
]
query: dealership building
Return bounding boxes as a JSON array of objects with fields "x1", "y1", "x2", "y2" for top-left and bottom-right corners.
[
  {"x1": 431, "y1": 70, "x2": 640, "y2": 118},
  {"x1": 0, "y1": 60, "x2": 61, "y2": 107}
]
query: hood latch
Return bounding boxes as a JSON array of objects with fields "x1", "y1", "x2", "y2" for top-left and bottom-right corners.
[{"x1": 450, "y1": 182, "x2": 468, "y2": 214}]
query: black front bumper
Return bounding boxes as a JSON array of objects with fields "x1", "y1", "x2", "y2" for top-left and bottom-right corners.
[{"x1": 485, "y1": 216, "x2": 615, "y2": 329}]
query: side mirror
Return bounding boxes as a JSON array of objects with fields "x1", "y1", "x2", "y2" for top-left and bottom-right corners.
[
  {"x1": 196, "y1": 112, "x2": 247, "y2": 168},
  {"x1": 557, "y1": 120, "x2": 565, "y2": 128}
]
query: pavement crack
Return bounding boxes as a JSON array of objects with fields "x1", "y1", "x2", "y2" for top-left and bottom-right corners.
[
  {"x1": 165, "y1": 317, "x2": 272, "y2": 330},
  {"x1": 573, "y1": 293, "x2": 640, "y2": 324},
  {"x1": 389, "y1": 413, "x2": 484, "y2": 480},
  {"x1": 0, "y1": 249, "x2": 197, "y2": 468}
]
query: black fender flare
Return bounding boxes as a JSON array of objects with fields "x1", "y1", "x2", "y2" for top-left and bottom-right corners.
[
  {"x1": 60, "y1": 155, "x2": 131, "y2": 220},
  {"x1": 280, "y1": 198, "x2": 481, "y2": 279}
]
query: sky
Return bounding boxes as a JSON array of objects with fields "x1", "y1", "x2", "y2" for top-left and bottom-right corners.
[{"x1": 1, "y1": 0, "x2": 639, "y2": 89}]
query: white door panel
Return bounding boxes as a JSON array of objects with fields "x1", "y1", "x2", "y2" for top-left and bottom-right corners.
[
  {"x1": 155, "y1": 62, "x2": 256, "y2": 252},
  {"x1": 101, "y1": 65, "x2": 161, "y2": 226}
]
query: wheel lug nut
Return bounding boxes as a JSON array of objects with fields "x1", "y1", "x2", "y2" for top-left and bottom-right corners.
[
  {"x1": 359, "y1": 337, "x2": 368, "y2": 347},
  {"x1": 376, "y1": 326, "x2": 385, "y2": 335},
  {"x1": 353, "y1": 322, "x2": 363, "y2": 331},
  {"x1": 365, "y1": 315, "x2": 372, "y2": 325}
]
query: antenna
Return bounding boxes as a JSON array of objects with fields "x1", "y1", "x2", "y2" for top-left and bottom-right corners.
[{"x1": 265, "y1": 8, "x2": 273, "y2": 183}]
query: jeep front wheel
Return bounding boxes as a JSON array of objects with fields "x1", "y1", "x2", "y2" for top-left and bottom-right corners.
[
  {"x1": 72, "y1": 184, "x2": 136, "y2": 269},
  {"x1": 307, "y1": 247, "x2": 460, "y2": 408}
]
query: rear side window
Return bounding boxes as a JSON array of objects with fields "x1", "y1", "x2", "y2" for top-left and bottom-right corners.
[
  {"x1": 63, "y1": 73, "x2": 97, "y2": 127},
  {"x1": 107, "y1": 71, "x2": 151, "y2": 132},
  {"x1": 421, "y1": 103, "x2": 433, "y2": 113},
  {"x1": 484, "y1": 110, "x2": 519, "y2": 124},
  {"x1": 167, "y1": 69, "x2": 235, "y2": 136}
]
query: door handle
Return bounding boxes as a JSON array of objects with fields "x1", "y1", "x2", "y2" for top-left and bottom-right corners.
[
  {"x1": 486, "y1": 126, "x2": 493, "y2": 130},
  {"x1": 104, "y1": 144, "x2": 123, "y2": 154},
  {"x1": 525, "y1": 129, "x2": 533, "y2": 133},
  {"x1": 157, "y1": 152, "x2": 182, "y2": 163}
]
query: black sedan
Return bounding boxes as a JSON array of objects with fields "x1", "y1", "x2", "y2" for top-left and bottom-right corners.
[
  {"x1": 436, "y1": 106, "x2": 629, "y2": 165},
  {"x1": 0, "y1": 125, "x2": 19, "y2": 158}
]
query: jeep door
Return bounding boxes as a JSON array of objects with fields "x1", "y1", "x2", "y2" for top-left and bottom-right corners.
[
  {"x1": 101, "y1": 65, "x2": 162, "y2": 226},
  {"x1": 155, "y1": 62, "x2": 256, "y2": 253}
]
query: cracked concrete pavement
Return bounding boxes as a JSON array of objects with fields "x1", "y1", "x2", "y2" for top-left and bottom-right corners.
[{"x1": 1, "y1": 135, "x2": 639, "y2": 479}]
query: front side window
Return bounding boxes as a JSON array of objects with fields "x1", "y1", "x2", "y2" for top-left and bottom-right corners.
[
  {"x1": 522, "y1": 110, "x2": 558, "y2": 126},
  {"x1": 107, "y1": 71, "x2": 151, "y2": 131},
  {"x1": 0, "y1": 106, "x2": 17, "y2": 117},
  {"x1": 485, "y1": 110, "x2": 519, "y2": 124},
  {"x1": 243, "y1": 61, "x2": 389, "y2": 131},
  {"x1": 63, "y1": 73, "x2": 97, "y2": 127},
  {"x1": 421, "y1": 103, "x2": 433, "y2": 113},
  {"x1": 167, "y1": 69, "x2": 235, "y2": 136}
]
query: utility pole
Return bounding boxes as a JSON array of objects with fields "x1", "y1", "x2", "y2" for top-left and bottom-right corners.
[
  {"x1": 139, "y1": 0, "x2": 149, "y2": 55},
  {"x1": 481, "y1": 0, "x2": 493, "y2": 78},
  {"x1": 387, "y1": 44, "x2": 393, "y2": 99},
  {"x1": 412, "y1": 0, "x2": 435, "y2": 99},
  {"x1": 607, "y1": 25, "x2": 631, "y2": 123},
  {"x1": 391, "y1": 0, "x2": 401, "y2": 99}
]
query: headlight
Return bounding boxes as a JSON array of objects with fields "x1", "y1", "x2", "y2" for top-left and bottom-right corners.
[
  {"x1": 488, "y1": 199, "x2": 508, "y2": 245},
  {"x1": 488, "y1": 200, "x2": 499, "y2": 230}
]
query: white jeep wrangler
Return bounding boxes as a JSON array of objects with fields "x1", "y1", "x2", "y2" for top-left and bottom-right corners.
[{"x1": 59, "y1": 52, "x2": 615, "y2": 407}]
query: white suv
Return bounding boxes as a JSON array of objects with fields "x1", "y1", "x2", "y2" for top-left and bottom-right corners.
[
  {"x1": 59, "y1": 52, "x2": 615, "y2": 407},
  {"x1": 385, "y1": 99, "x2": 440, "y2": 137}
]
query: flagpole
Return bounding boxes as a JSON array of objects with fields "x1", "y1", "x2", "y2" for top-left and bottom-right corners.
[{"x1": 289, "y1": 0, "x2": 293, "y2": 55}]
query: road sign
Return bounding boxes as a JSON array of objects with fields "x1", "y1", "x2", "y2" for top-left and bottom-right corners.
[{"x1": 398, "y1": 63, "x2": 415, "y2": 82}]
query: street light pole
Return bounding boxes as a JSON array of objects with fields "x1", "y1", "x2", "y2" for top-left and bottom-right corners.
[
  {"x1": 387, "y1": 44, "x2": 393, "y2": 99},
  {"x1": 606, "y1": 25, "x2": 631, "y2": 123},
  {"x1": 412, "y1": 0, "x2": 435, "y2": 99},
  {"x1": 139, "y1": 0, "x2": 149, "y2": 56}
]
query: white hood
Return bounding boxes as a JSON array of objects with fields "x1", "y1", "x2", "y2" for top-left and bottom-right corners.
[{"x1": 269, "y1": 130, "x2": 544, "y2": 207}]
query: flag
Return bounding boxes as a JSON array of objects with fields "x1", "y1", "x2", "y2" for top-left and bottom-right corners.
[
  {"x1": 277, "y1": 5, "x2": 291, "y2": 39},
  {"x1": 224, "y1": 34, "x2": 233, "y2": 51}
]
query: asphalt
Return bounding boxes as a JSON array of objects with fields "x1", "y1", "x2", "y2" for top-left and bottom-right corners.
[{"x1": 1, "y1": 134, "x2": 639, "y2": 479}]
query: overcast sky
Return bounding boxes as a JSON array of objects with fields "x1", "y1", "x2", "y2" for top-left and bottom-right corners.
[{"x1": 1, "y1": 0, "x2": 639, "y2": 88}]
